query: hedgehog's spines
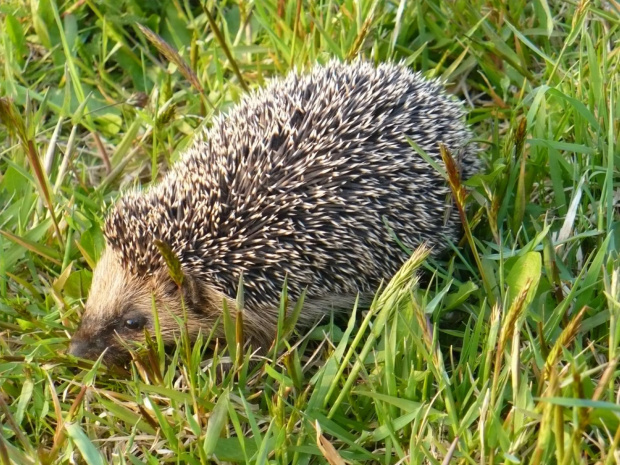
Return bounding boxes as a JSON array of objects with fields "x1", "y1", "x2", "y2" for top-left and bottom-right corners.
[{"x1": 104, "y1": 59, "x2": 479, "y2": 309}]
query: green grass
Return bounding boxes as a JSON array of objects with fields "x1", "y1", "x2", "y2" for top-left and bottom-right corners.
[{"x1": 0, "y1": 0, "x2": 619, "y2": 463}]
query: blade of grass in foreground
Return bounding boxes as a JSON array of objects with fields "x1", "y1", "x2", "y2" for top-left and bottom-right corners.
[
  {"x1": 440, "y1": 144, "x2": 495, "y2": 306},
  {"x1": 0, "y1": 98, "x2": 63, "y2": 247},
  {"x1": 326, "y1": 245, "x2": 430, "y2": 418},
  {"x1": 64, "y1": 423, "x2": 105, "y2": 465}
]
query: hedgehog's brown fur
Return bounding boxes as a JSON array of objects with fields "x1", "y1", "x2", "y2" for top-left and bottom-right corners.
[
  {"x1": 69, "y1": 60, "x2": 479, "y2": 365},
  {"x1": 70, "y1": 248, "x2": 356, "y2": 364},
  {"x1": 69, "y1": 248, "x2": 228, "y2": 364}
]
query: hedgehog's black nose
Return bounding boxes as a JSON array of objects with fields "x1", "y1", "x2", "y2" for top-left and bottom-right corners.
[
  {"x1": 68, "y1": 338, "x2": 104, "y2": 360},
  {"x1": 68, "y1": 339, "x2": 88, "y2": 358}
]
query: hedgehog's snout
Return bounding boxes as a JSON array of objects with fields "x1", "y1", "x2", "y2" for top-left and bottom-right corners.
[
  {"x1": 68, "y1": 328, "x2": 133, "y2": 366},
  {"x1": 68, "y1": 335, "x2": 107, "y2": 360}
]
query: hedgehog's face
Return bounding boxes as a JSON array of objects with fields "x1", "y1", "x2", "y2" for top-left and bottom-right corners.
[{"x1": 68, "y1": 247, "x2": 222, "y2": 365}]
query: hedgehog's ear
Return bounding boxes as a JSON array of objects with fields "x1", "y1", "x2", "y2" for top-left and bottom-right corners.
[
  {"x1": 154, "y1": 240, "x2": 185, "y2": 286},
  {"x1": 157, "y1": 267, "x2": 204, "y2": 309},
  {"x1": 180, "y1": 273, "x2": 204, "y2": 309},
  {"x1": 153, "y1": 240, "x2": 209, "y2": 311}
]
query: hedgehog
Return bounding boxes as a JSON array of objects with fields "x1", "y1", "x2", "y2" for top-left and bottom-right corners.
[{"x1": 68, "y1": 60, "x2": 478, "y2": 365}]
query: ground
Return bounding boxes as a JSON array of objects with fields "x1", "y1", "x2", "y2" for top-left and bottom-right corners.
[{"x1": 0, "y1": 0, "x2": 619, "y2": 464}]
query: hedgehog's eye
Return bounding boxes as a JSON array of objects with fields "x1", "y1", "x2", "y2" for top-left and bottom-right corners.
[{"x1": 123, "y1": 316, "x2": 146, "y2": 331}]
